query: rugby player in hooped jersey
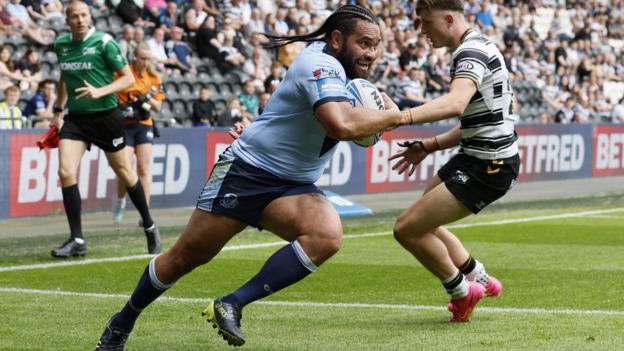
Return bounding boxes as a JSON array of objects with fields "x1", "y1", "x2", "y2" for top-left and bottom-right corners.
[
  {"x1": 390, "y1": 0, "x2": 520, "y2": 322},
  {"x1": 96, "y1": 5, "x2": 416, "y2": 350}
]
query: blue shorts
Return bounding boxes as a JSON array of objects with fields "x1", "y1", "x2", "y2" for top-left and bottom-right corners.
[
  {"x1": 196, "y1": 148, "x2": 324, "y2": 228},
  {"x1": 125, "y1": 122, "x2": 154, "y2": 147}
]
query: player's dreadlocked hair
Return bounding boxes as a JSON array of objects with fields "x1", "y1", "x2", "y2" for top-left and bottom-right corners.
[{"x1": 263, "y1": 5, "x2": 377, "y2": 49}]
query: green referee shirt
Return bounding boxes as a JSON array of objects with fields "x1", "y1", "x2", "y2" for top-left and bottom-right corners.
[{"x1": 54, "y1": 27, "x2": 128, "y2": 113}]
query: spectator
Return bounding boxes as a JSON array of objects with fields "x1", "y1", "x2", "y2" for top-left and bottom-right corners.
[
  {"x1": 182, "y1": 0, "x2": 207, "y2": 38},
  {"x1": 218, "y1": 33, "x2": 245, "y2": 72},
  {"x1": 399, "y1": 41, "x2": 421, "y2": 71},
  {"x1": 22, "y1": 78, "x2": 56, "y2": 128},
  {"x1": 17, "y1": 47, "x2": 42, "y2": 91},
  {"x1": 611, "y1": 97, "x2": 624, "y2": 123},
  {"x1": 165, "y1": 26, "x2": 194, "y2": 74},
  {"x1": 238, "y1": 79, "x2": 259, "y2": 116},
  {"x1": 191, "y1": 85, "x2": 216, "y2": 127},
  {"x1": 263, "y1": 61, "x2": 283, "y2": 94},
  {"x1": 0, "y1": 84, "x2": 22, "y2": 129},
  {"x1": 276, "y1": 27, "x2": 305, "y2": 68},
  {"x1": 145, "y1": 27, "x2": 170, "y2": 72},
  {"x1": 242, "y1": 46, "x2": 270, "y2": 90},
  {"x1": 396, "y1": 68, "x2": 427, "y2": 109},
  {"x1": 40, "y1": 0, "x2": 63, "y2": 21},
  {"x1": 541, "y1": 75, "x2": 562, "y2": 110},
  {"x1": 475, "y1": 1, "x2": 494, "y2": 27},
  {"x1": 378, "y1": 39, "x2": 402, "y2": 80},
  {"x1": 257, "y1": 91, "x2": 270, "y2": 115},
  {"x1": 5, "y1": 0, "x2": 55, "y2": 45},
  {"x1": 244, "y1": 7, "x2": 263, "y2": 38},
  {"x1": 118, "y1": 24, "x2": 136, "y2": 61},
  {"x1": 555, "y1": 97, "x2": 576, "y2": 124},
  {"x1": 539, "y1": 111, "x2": 555, "y2": 124},
  {"x1": 144, "y1": 0, "x2": 167, "y2": 23},
  {"x1": 422, "y1": 53, "x2": 445, "y2": 95},
  {"x1": 216, "y1": 96, "x2": 244, "y2": 127},
  {"x1": 157, "y1": 0, "x2": 180, "y2": 32},
  {"x1": 0, "y1": 45, "x2": 34, "y2": 91},
  {"x1": 195, "y1": 15, "x2": 221, "y2": 63}
]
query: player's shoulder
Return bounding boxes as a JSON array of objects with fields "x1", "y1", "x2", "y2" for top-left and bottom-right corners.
[
  {"x1": 54, "y1": 33, "x2": 71, "y2": 48},
  {"x1": 291, "y1": 42, "x2": 346, "y2": 80}
]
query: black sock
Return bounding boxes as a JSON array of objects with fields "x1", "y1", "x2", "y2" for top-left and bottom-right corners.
[
  {"x1": 459, "y1": 256, "x2": 476, "y2": 275},
  {"x1": 442, "y1": 272, "x2": 464, "y2": 295},
  {"x1": 126, "y1": 181, "x2": 154, "y2": 229},
  {"x1": 222, "y1": 241, "x2": 316, "y2": 307},
  {"x1": 113, "y1": 259, "x2": 171, "y2": 331},
  {"x1": 62, "y1": 184, "x2": 82, "y2": 239}
]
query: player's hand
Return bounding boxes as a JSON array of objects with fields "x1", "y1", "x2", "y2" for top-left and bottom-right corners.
[
  {"x1": 381, "y1": 92, "x2": 399, "y2": 111},
  {"x1": 75, "y1": 80, "x2": 103, "y2": 99},
  {"x1": 51, "y1": 113, "x2": 63, "y2": 129},
  {"x1": 389, "y1": 140, "x2": 428, "y2": 176},
  {"x1": 228, "y1": 121, "x2": 244, "y2": 140}
]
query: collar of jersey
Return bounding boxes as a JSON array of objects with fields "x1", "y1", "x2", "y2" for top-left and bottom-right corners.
[
  {"x1": 70, "y1": 26, "x2": 95, "y2": 42},
  {"x1": 460, "y1": 28, "x2": 475, "y2": 43}
]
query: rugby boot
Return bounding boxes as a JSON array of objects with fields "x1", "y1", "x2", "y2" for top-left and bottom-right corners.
[
  {"x1": 51, "y1": 238, "x2": 87, "y2": 258},
  {"x1": 484, "y1": 276, "x2": 502, "y2": 297},
  {"x1": 112, "y1": 203, "x2": 125, "y2": 224},
  {"x1": 144, "y1": 224, "x2": 162, "y2": 254},
  {"x1": 95, "y1": 314, "x2": 130, "y2": 351},
  {"x1": 448, "y1": 282, "x2": 485, "y2": 322},
  {"x1": 203, "y1": 297, "x2": 245, "y2": 347}
]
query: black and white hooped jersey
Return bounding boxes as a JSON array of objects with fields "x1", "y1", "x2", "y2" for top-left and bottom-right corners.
[{"x1": 452, "y1": 29, "x2": 518, "y2": 160}]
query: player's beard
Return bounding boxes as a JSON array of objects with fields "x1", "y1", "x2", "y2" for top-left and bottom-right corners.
[{"x1": 336, "y1": 47, "x2": 368, "y2": 80}]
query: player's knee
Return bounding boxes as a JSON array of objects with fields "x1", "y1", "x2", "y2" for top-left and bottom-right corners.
[
  {"x1": 320, "y1": 231, "x2": 342, "y2": 256},
  {"x1": 136, "y1": 165, "x2": 150, "y2": 179},
  {"x1": 393, "y1": 216, "x2": 412, "y2": 243},
  {"x1": 58, "y1": 165, "x2": 76, "y2": 184}
]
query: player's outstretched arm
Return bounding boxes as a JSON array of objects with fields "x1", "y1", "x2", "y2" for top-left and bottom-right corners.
[
  {"x1": 315, "y1": 99, "x2": 411, "y2": 141},
  {"x1": 389, "y1": 125, "x2": 461, "y2": 176},
  {"x1": 406, "y1": 77, "x2": 477, "y2": 125}
]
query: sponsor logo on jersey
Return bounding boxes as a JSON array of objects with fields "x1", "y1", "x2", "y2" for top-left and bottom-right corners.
[
  {"x1": 312, "y1": 67, "x2": 340, "y2": 79},
  {"x1": 82, "y1": 47, "x2": 96, "y2": 55},
  {"x1": 60, "y1": 62, "x2": 93, "y2": 71},
  {"x1": 456, "y1": 61, "x2": 474, "y2": 72}
]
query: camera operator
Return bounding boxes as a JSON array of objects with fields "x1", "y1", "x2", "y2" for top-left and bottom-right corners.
[{"x1": 113, "y1": 43, "x2": 165, "y2": 224}]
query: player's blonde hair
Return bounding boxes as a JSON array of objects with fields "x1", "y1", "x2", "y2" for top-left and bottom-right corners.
[
  {"x1": 134, "y1": 42, "x2": 159, "y2": 76},
  {"x1": 416, "y1": 0, "x2": 464, "y2": 15}
]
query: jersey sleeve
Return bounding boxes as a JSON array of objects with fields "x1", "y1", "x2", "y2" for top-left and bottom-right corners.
[
  {"x1": 102, "y1": 34, "x2": 128, "y2": 72},
  {"x1": 452, "y1": 42, "x2": 488, "y2": 88},
  {"x1": 296, "y1": 54, "x2": 350, "y2": 111}
]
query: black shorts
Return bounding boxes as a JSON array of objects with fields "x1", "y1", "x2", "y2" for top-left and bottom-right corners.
[
  {"x1": 58, "y1": 108, "x2": 126, "y2": 152},
  {"x1": 196, "y1": 148, "x2": 324, "y2": 228},
  {"x1": 125, "y1": 122, "x2": 154, "y2": 147},
  {"x1": 438, "y1": 153, "x2": 520, "y2": 214}
]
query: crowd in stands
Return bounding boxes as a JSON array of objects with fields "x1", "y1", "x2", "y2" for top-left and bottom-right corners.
[{"x1": 0, "y1": 0, "x2": 623, "y2": 130}]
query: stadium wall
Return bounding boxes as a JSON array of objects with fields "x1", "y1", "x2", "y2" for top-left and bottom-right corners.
[{"x1": 1, "y1": 124, "x2": 624, "y2": 219}]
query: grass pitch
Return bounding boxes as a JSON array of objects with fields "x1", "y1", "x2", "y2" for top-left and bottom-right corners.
[{"x1": 1, "y1": 196, "x2": 624, "y2": 350}]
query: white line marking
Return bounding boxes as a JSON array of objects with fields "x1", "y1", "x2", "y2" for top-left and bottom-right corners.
[
  {"x1": 1, "y1": 207, "x2": 623, "y2": 273},
  {"x1": 0, "y1": 287, "x2": 622, "y2": 316}
]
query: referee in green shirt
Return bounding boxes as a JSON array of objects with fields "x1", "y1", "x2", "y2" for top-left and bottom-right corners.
[{"x1": 51, "y1": 1, "x2": 161, "y2": 258}]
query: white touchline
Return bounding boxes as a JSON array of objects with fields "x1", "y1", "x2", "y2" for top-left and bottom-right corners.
[
  {"x1": 1, "y1": 207, "x2": 623, "y2": 273},
  {"x1": 0, "y1": 287, "x2": 622, "y2": 316}
]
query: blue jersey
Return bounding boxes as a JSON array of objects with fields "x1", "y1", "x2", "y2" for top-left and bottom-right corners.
[{"x1": 231, "y1": 41, "x2": 351, "y2": 183}]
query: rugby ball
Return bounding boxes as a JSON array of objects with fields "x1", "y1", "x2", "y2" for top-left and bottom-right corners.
[{"x1": 346, "y1": 78, "x2": 385, "y2": 147}]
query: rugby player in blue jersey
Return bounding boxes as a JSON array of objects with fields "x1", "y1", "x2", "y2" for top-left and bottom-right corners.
[{"x1": 96, "y1": 5, "x2": 416, "y2": 349}]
